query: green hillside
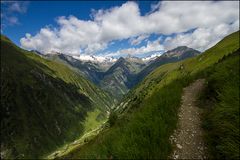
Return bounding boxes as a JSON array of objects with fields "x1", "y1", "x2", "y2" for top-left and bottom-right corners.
[
  {"x1": 133, "y1": 46, "x2": 200, "y2": 88},
  {"x1": 45, "y1": 47, "x2": 199, "y2": 103},
  {"x1": 46, "y1": 54, "x2": 146, "y2": 102},
  {"x1": 198, "y1": 50, "x2": 239, "y2": 159},
  {"x1": 62, "y1": 31, "x2": 239, "y2": 159},
  {"x1": 0, "y1": 35, "x2": 113, "y2": 159}
]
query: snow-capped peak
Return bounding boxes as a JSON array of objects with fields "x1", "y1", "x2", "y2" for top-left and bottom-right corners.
[
  {"x1": 72, "y1": 55, "x2": 117, "y2": 63},
  {"x1": 142, "y1": 52, "x2": 163, "y2": 62}
]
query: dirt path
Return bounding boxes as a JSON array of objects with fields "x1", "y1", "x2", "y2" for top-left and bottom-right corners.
[{"x1": 170, "y1": 79, "x2": 208, "y2": 159}]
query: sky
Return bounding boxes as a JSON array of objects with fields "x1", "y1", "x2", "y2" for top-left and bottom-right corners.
[{"x1": 1, "y1": 1, "x2": 239, "y2": 59}]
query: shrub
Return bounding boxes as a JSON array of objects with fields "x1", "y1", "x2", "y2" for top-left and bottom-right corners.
[{"x1": 108, "y1": 111, "x2": 118, "y2": 127}]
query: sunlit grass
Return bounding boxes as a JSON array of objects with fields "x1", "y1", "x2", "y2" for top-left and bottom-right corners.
[{"x1": 63, "y1": 31, "x2": 239, "y2": 159}]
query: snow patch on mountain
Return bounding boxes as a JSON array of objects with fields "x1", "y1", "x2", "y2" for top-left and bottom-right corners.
[
  {"x1": 142, "y1": 52, "x2": 163, "y2": 62},
  {"x1": 72, "y1": 55, "x2": 117, "y2": 63}
]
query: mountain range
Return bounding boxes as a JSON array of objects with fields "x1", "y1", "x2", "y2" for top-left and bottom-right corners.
[
  {"x1": 1, "y1": 30, "x2": 239, "y2": 159},
  {"x1": 0, "y1": 35, "x2": 201, "y2": 158},
  {"x1": 40, "y1": 46, "x2": 200, "y2": 101},
  {"x1": 61, "y1": 30, "x2": 239, "y2": 159}
]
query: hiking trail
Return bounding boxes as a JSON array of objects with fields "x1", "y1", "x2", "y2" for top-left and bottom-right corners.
[{"x1": 170, "y1": 79, "x2": 208, "y2": 159}]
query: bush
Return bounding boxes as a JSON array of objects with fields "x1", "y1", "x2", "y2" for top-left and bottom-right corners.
[{"x1": 108, "y1": 111, "x2": 118, "y2": 127}]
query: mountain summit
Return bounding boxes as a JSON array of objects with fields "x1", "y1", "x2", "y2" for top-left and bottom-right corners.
[
  {"x1": 163, "y1": 46, "x2": 200, "y2": 58},
  {"x1": 134, "y1": 46, "x2": 200, "y2": 86},
  {"x1": 42, "y1": 46, "x2": 200, "y2": 101}
]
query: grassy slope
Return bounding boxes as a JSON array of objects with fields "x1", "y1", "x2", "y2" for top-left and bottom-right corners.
[
  {"x1": 134, "y1": 47, "x2": 200, "y2": 87},
  {"x1": 63, "y1": 31, "x2": 239, "y2": 159},
  {"x1": 198, "y1": 51, "x2": 239, "y2": 159},
  {"x1": 0, "y1": 35, "x2": 113, "y2": 159}
]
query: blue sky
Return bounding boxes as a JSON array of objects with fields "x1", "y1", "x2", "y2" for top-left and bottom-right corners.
[
  {"x1": 1, "y1": 1, "x2": 156, "y2": 46},
  {"x1": 1, "y1": 1, "x2": 239, "y2": 59}
]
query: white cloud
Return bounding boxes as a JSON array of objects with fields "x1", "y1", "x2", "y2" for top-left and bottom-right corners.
[
  {"x1": 142, "y1": 52, "x2": 162, "y2": 62},
  {"x1": 20, "y1": 1, "x2": 239, "y2": 56},
  {"x1": 105, "y1": 39, "x2": 164, "y2": 57},
  {"x1": 150, "y1": 1, "x2": 161, "y2": 13},
  {"x1": 129, "y1": 35, "x2": 149, "y2": 45},
  {"x1": 84, "y1": 43, "x2": 108, "y2": 54},
  {"x1": 164, "y1": 22, "x2": 239, "y2": 51}
]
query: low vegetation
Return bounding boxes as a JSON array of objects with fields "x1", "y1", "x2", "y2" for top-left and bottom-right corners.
[
  {"x1": 198, "y1": 51, "x2": 239, "y2": 159},
  {"x1": 108, "y1": 111, "x2": 118, "y2": 127},
  {"x1": 62, "y1": 31, "x2": 239, "y2": 159},
  {"x1": 1, "y1": 30, "x2": 239, "y2": 159},
  {"x1": 0, "y1": 35, "x2": 112, "y2": 159}
]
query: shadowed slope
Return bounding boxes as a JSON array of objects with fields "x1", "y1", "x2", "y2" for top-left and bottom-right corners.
[{"x1": 0, "y1": 35, "x2": 113, "y2": 159}]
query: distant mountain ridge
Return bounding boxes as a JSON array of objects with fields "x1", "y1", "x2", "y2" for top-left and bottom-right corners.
[
  {"x1": 42, "y1": 46, "x2": 200, "y2": 101},
  {"x1": 45, "y1": 54, "x2": 146, "y2": 101},
  {"x1": 133, "y1": 46, "x2": 201, "y2": 87},
  {"x1": 164, "y1": 46, "x2": 200, "y2": 57},
  {"x1": 62, "y1": 30, "x2": 240, "y2": 160},
  {"x1": 99, "y1": 56, "x2": 146, "y2": 101},
  {"x1": 47, "y1": 54, "x2": 106, "y2": 84}
]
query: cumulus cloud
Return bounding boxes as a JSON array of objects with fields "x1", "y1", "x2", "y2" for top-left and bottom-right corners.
[
  {"x1": 20, "y1": 1, "x2": 239, "y2": 56},
  {"x1": 105, "y1": 39, "x2": 164, "y2": 57},
  {"x1": 150, "y1": 1, "x2": 161, "y2": 13},
  {"x1": 164, "y1": 21, "x2": 239, "y2": 51},
  {"x1": 21, "y1": 16, "x2": 106, "y2": 55}
]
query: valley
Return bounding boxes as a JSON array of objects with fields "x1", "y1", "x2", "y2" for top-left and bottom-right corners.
[
  {"x1": 1, "y1": 35, "x2": 112, "y2": 159},
  {"x1": 1, "y1": 1, "x2": 239, "y2": 159},
  {"x1": 59, "y1": 31, "x2": 240, "y2": 159},
  {"x1": 42, "y1": 46, "x2": 200, "y2": 102},
  {"x1": 1, "y1": 30, "x2": 239, "y2": 159},
  {"x1": 1, "y1": 34, "x2": 200, "y2": 159}
]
